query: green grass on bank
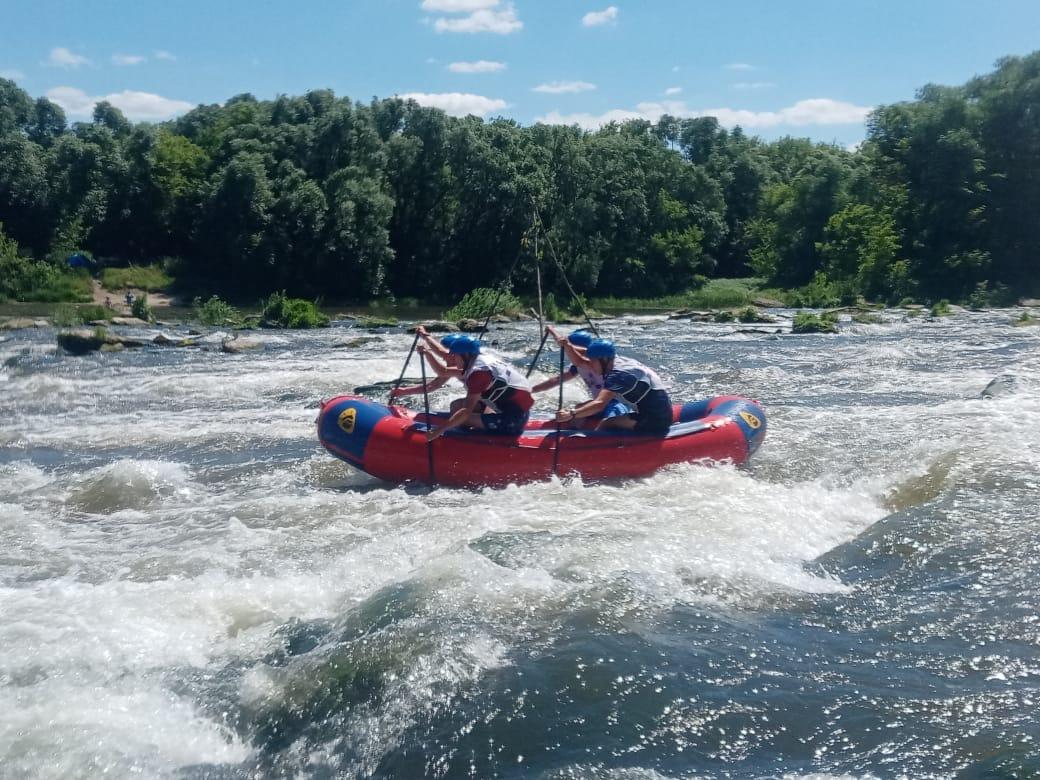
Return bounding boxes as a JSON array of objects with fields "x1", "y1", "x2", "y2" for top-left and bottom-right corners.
[
  {"x1": 592, "y1": 278, "x2": 762, "y2": 311},
  {"x1": 101, "y1": 265, "x2": 175, "y2": 292}
]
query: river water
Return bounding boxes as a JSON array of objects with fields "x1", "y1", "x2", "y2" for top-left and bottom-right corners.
[{"x1": 1, "y1": 310, "x2": 1038, "y2": 779}]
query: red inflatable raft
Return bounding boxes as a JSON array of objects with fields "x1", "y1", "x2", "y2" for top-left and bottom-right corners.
[{"x1": 317, "y1": 394, "x2": 766, "y2": 487}]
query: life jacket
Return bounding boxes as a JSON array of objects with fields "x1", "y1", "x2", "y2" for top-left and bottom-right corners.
[
  {"x1": 605, "y1": 356, "x2": 668, "y2": 407},
  {"x1": 463, "y1": 355, "x2": 533, "y2": 414}
]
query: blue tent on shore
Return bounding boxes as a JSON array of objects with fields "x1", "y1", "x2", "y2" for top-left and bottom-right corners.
[{"x1": 66, "y1": 253, "x2": 93, "y2": 269}]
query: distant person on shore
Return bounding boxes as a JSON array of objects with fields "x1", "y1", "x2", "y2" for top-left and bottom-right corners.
[
  {"x1": 556, "y1": 339, "x2": 672, "y2": 435},
  {"x1": 125, "y1": 290, "x2": 134, "y2": 308},
  {"x1": 532, "y1": 326, "x2": 631, "y2": 423},
  {"x1": 392, "y1": 336, "x2": 533, "y2": 440}
]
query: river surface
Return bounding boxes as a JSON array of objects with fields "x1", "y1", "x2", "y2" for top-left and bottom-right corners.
[{"x1": 1, "y1": 310, "x2": 1038, "y2": 779}]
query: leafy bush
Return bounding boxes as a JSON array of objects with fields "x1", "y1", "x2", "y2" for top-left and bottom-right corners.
[
  {"x1": 786, "y1": 272, "x2": 842, "y2": 308},
  {"x1": 737, "y1": 306, "x2": 774, "y2": 323},
  {"x1": 930, "y1": 299, "x2": 952, "y2": 317},
  {"x1": 53, "y1": 304, "x2": 119, "y2": 326},
  {"x1": 261, "y1": 291, "x2": 329, "y2": 328},
  {"x1": 967, "y1": 281, "x2": 1016, "y2": 309},
  {"x1": 792, "y1": 311, "x2": 838, "y2": 334},
  {"x1": 444, "y1": 287, "x2": 523, "y2": 322},
  {"x1": 131, "y1": 294, "x2": 154, "y2": 322},
  {"x1": 713, "y1": 310, "x2": 735, "y2": 322},
  {"x1": 1, "y1": 227, "x2": 92, "y2": 302},
  {"x1": 101, "y1": 264, "x2": 174, "y2": 292},
  {"x1": 193, "y1": 295, "x2": 242, "y2": 326}
]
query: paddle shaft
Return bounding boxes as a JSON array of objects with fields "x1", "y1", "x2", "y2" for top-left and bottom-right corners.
[
  {"x1": 525, "y1": 328, "x2": 550, "y2": 377},
  {"x1": 388, "y1": 331, "x2": 421, "y2": 404},
  {"x1": 552, "y1": 341, "x2": 565, "y2": 477},
  {"x1": 419, "y1": 353, "x2": 436, "y2": 485}
]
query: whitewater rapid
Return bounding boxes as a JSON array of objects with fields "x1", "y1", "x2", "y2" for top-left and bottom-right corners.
[{"x1": 1, "y1": 309, "x2": 1038, "y2": 778}]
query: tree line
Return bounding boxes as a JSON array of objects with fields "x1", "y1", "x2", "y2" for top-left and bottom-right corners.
[{"x1": 1, "y1": 52, "x2": 1037, "y2": 305}]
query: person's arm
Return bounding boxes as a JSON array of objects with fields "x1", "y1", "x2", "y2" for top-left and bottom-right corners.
[
  {"x1": 556, "y1": 389, "x2": 616, "y2": 422},
  {"x1": 532, "y1": 371, "x2": 575, "y2": 393},
  {"x1": 427, "y1": 391, "x2": 482, "y2": 441},
  {"x1": 416, "y1": 325, "x2": 450, "y2": 358},
  {"x1": 419, "y1": 344, "x2": 461, "y2": 379},
  {"x1": 390, "y1": 374, "x2": 450, "y2": 398},
  {"x1": 548, "y1": 325, "x2": 593, "y2": 370}
]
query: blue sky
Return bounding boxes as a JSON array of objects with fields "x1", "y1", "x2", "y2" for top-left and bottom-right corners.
[{"x1": 3, "y1": 0, "x2": 1038, "y2": 145}]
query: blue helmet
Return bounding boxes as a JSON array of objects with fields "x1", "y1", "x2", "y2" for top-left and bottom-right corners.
[
  {"x1": 440, "y1": 333, "x2": 461, "y2": 349},
  {"x1": 585, "y1": 339, "x2": 616, "y2": 360},
  {"x1": 567, "y1": 330, "x2": 594, "y2": 348},
  {"x1": 448, "y1": 335, "x2": 482, "y2": 355}
]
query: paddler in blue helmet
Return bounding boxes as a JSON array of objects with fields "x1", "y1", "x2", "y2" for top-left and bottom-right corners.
[
  {"x1": 393, "y1": 336, "x2": 534, "y2": 440},
  {"x1": 556, "y1": 339, "x2": 673, "y2": 435},
  {"x1": 531, "y1": 326, "x2": 631, "y2": 424}
]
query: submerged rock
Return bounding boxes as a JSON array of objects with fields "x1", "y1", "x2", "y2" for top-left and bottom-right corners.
[
  {"x1": 0, "y1": 318, "x2": 45, "y2": 331},
  {"x1": 981, "y1": 374, "x2": 1017, "y2": 399},
  {"x1": 57, "y1": 328, "x2": 148, "y2": 355},
  {"x1": 152, "y1": 333, "x2": 196, "y2": 347},
  {"x1": 221, "y1": 336, "x2": 264, "y2": 354},
  {"x1": 333, "y1": 336, "x2": 382, "y2": 348},
  {"x1": 667, "y1": 310, "x2": 714, "y2": 322},
  {"x1": 408, "y1": 321, "x2": 459, "y2": 333}
]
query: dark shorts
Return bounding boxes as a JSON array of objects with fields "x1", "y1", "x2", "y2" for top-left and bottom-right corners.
[
  {"x1": 480, "y1": 413, "x2": 529, "y2": 435},
  {"x1": 632, "y1": 391, "x2": 673, "y2": 435},
  {"x1": 599, "y1": 398, "x2": 630, "y2": 420}
]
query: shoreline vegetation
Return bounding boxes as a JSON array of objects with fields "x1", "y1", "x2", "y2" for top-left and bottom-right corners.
[{"x1": 2, "y1": 53, "x2": 1039, "y2": 326}]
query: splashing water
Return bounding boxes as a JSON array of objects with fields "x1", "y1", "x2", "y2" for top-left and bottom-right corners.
[{"x1": 1, "y1": 310, "x2": 1038, "y2": 778}]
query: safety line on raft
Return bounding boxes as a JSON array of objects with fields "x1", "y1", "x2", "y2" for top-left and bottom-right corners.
[{"x1": 529, "y1": 199, "x2": 600, "y2": 338}]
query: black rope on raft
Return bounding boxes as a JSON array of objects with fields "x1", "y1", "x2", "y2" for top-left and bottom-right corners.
[
  {"x1": 477, "y1": 239, "x2": 527, "y2": 339},
  {"x1": 529, "y1": 200, "x2": 600, "y2": 338},
  {"x1": 388, "y1": 330, "x2": 421, "y2": 405}
]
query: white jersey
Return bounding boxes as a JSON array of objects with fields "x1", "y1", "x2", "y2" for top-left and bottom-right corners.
[
  {"x1": 571, "y1": 362, "x2": 606, "y2": 397},
  {"x1": 463, "y1": 354, "x2": 533, "y2": 411}
]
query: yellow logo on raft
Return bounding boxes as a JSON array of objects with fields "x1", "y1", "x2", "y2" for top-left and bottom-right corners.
[
  {"x1": 338, "y1": 407, "x2": 357, "y2": 435},
  {"x1": 739, "y1": 411, "x2": 761, "y2": 430}
]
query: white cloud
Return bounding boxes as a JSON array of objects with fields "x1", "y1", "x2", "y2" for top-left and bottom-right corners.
[
  {"x1": 154, "y1": 50, "x2": 176, "y2": 61},
  {"x1": 582, "y1": 6, "x2": 619, "y2": 26},
  {"x1": 537, "y1": 97, "x2": 872, "y2": 130},
  {"x1": 433, "y1": 4, "x2": 522, "y2": 33},
  {"x1": 664, "y1": 86, "x2": 682, "y2": 96},
  {"x1": 725, "y1": 63, "x2": 755, "y2": 71},
  {"x1": 532, "y1": 80, "x2": 596, "y2": 94},
  {"x1": 1, "y1": 69, "x2": 26, "y2": 81},
  {"x1": 400, "y1": 91, "x2": 507, "y2": 117},
  {"x1": 448, "y1": 59, "x2": 506, "y2": 73},
  {"x1": 47, "y1": 47, "x2": 90, "y2": 68},
  {"x1": 733, "y1": 81, "x2": 775, "y2": 90},
  {"x1": 112, "y1": 54, "x2": 146, "y2": 66},
  {"x1": 46, "y1": 86, "x2": 194, "y2": 121},
  {"x1": 422, "y1": 0, "x2": 497, "y2": 10}
]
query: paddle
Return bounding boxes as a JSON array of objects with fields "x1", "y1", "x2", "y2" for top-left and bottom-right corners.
[
  {"x1": 419, "y1": 352, "x2": 436, "y2": 485},
  {"x1": 388, "y1": 330, "x2": 421, "y2": 404}
]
